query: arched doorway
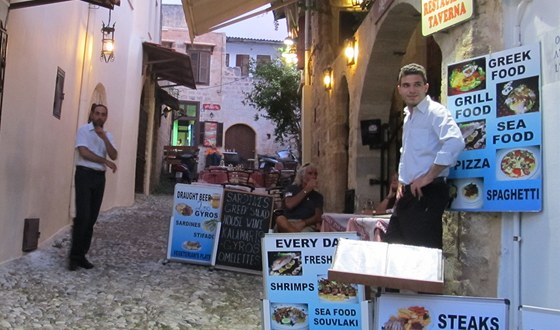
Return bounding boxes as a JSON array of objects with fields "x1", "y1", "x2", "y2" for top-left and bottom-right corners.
[
  {"x1": 224, "y1": 124, "x2": 256, "y2": 167},
  {"x1": 356, "y1": 2, "x2": 442, "y2": 201}
]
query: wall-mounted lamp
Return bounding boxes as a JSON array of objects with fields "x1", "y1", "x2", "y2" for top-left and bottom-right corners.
[
  {"x1": 345, "y1": 38, "x2": 357, "y2": 65},
  {"x1": 323, "y1": 67, "x2": 333, "y2": 91},
  {"x1": 101, "y1": 10, "x2": 116, "y2": 63},
  {"x1": 351, "y1": 0, "x2": 363, "y2": 7}
]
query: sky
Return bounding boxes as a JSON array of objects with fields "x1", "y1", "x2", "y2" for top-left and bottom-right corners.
[{"x1": 162, "y1": 0, "x2": 288, "y2": 40}]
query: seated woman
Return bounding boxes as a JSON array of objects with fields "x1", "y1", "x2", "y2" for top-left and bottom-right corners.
[
  {"x1": 374, "y1": 173, "x2": 398, "y2": 241},
  {"x1": 275, "y1": 163, "x2": 323, "y2": 233}
]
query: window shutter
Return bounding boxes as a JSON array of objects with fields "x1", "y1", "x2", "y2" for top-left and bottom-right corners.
[
  {"x1": 199, "y1": 52, "x2": 210, "y2": 85},
  {"x1": 217, "y1": 122, "x2": 224, "y2": 147},
  {"x1": 190, "y1": 52, "x2": 200, "y2": 82},
  {"x1": 199, "y1": 121, "x2": 205, "y2": 146}
]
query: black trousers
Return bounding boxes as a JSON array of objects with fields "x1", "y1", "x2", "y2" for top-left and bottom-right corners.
[
  {"x1": 70, "y1": 166, "x2": 105, "y2": 261},
  {"x1": 385, "y1": 178, "x2": 449, "y2": 249}
]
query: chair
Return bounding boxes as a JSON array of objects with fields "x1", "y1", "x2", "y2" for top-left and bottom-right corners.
[
  {"x1": 263, "y1": 171, "x2": 282, "y2": 209},
  {"x1": 222, "y1": 170, "x2": 255, "y2": 191}
]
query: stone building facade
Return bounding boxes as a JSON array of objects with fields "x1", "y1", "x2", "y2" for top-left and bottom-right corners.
[
  {"x1": 161, "y1": 4, "x2": 287, "y2": 172},
  {"x1": 295, "y1": 0, "x2": 559, "y2": 319}
]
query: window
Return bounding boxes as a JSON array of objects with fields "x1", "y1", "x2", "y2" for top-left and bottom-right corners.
[
  {"x1": 161, "y1": 41, "x2": 174, "y2": 49},
  {"x1": 53, "y1": 67, "x2": 65, "y2": 119},
  {"x1": 256, "y1": 55, "x2": 271, "y2": 68},
  {"x1": 186, "y1": 44, "x2": 213, "y2": 85},
  {"x1": 173, "y1": 101, "x2": 200, "y2": 146},
  {"x1": 236, "y1": 54, "x2": 250, "y2": 76}
]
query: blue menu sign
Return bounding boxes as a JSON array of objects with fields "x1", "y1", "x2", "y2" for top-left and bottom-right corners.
[
  {"x1": 447, "y1": 42, "x2": 542, "y2": 212},
  {"x1": 262, "y1": 232, "x2": 368, "y2": 330},
  {"x1": 166, "y1": 183, "x2": 223, "y2": 264}
]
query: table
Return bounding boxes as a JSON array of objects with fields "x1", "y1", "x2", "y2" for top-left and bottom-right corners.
[{"x1": 321, "y1": 212, "x2": 391, "y2": 241}]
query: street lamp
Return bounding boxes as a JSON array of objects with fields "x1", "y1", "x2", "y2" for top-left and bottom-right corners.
[
  {"x1": 101, "y1": 10, "x2": 116, "y2": 63},
  {"x1": 345, "y1": 37, "x2": 357, "y2": 65},
  {"x1": 323, "y1": 67, "x2": 333, "y2": 91}
]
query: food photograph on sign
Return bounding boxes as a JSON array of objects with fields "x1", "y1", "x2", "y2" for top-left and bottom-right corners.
[
  {"x1": 459, "y1": 119, "x2": 486, "y2": 150},
  {"x1": 496, "y1": 146, "x2": 540, "y2": 181},
  {"x1": 268, "y1": 251, "x2": 303, "y2": 276},
  {"x1": 317, "y1": 275, "x2": 358, "y2": 303},
  {"x1": 383, "y1": 305, "x2": 431, "y2": 330},
  {"x1": 449, "y1": 177, "x2": 484, "y2": 209},
  {"x1": 175, "y1": 203, "x2": 193, "y2": 216},
  {"x1": 448, "y1": 57, "x2": 487, "y2": 95},
  {"x1": 270, "y1": 303, "x2": 309, "y2": 330},
  {"x1": 496, "y1": 76, "x2": 540, "y2": 117}
]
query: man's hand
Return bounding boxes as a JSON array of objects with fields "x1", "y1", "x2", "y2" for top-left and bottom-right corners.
[
  {"x1": 304, "y1": 178, "x2": 318, "y2": 192},
  {"x1": 105, "y1": 160, "x2": 117, "y2": 173}
]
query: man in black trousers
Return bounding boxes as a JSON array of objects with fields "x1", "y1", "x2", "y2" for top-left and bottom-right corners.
[{"x1": 69, "y1": 103, "x2": 118, "y2": 271}]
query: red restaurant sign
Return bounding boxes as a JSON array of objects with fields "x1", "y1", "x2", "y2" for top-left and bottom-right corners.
[{"x1": 203, "y1": 104, "x2": 221, "y2": 111}]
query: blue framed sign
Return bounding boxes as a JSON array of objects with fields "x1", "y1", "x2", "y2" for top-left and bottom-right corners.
[
  {"x1": 166, "y1": 183, "x2": 223, "y2": 264},
  {"x1": 447, "y1": 42, "x2": 542, "y2": 212}
]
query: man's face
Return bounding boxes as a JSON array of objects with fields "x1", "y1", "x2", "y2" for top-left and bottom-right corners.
[
  {"x1": 304, "y1": 166, "x2": 318, "y2": 183},
  {"x1": 91, "y1": 106, "x2": 108, "y2": 128},
  {"x1": 398, "y1": 74, "x2": 429, "y2": 108}
]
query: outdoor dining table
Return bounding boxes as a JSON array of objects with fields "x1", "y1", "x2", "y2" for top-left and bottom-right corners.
[{"x1": 321, "y1": 212, "x2": 391, "y2": 241}]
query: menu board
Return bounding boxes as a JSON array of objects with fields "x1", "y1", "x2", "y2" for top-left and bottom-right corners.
[
  {"x1": 374, "y1": 293, "x2": 509, "y2": 330},
  {"x1": 520, "y1": 305, "x2": 560, "y2": 330},
  {"x1": 214, "y1": 189, "x2": 274, "y2": 274},
  {"x1": 447, "y1": 42, "x2": 542, "y2": 212},
  {"x1": 262, "y1": 232, "x2": 368, "y2": 330},
  {"x1": 166, "y1": 183, "x2": 223, "y2": 265}
]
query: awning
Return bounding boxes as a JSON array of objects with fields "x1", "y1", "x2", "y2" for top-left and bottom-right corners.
[
  {"x1": 156, "y1": 86, "x2": 180, "y2": 110},
  {"x1": 9, "y1": 0, "x2": 120, "y2": 9},
  {"x1": 142, "y1": 42, "x2": 196, "y2": 89},
  {"x1": 181, "y1": 0, "x2": 297, "y2": 40}
]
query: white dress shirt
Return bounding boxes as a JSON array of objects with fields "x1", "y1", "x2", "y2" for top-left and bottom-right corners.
[
  {"x1": 398, "y1": 96, "x2": 465, "y2": 184},
  {"x1": 75, "y1": 122, "x2": 117, "y2": 171}
]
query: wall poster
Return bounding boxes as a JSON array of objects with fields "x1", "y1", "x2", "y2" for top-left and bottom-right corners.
[{"x1": 447, "y1": 42, "x2": 542, "y2": 212}]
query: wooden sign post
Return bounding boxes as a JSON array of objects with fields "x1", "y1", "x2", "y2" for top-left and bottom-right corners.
[{"x1": 214, "y1": 189, "x2": 274, "y2": 274}]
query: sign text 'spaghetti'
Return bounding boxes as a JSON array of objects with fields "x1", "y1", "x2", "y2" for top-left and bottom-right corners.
[{"x1": 422, "y1": 0, "x2": 474, "y2": 36}]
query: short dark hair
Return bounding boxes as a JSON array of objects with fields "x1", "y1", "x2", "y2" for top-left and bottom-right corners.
[
  {"x1": 88, "y1": 103, "x2": 108, "y2": 122},
  {"x1": 398, "y1": 63, "x2": 428, "y2": 84}
]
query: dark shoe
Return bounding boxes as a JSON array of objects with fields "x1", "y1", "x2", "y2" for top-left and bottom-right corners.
[
  {"x1": 78, "y1": 258, "x2": 94, "y2": 269},
  {"x1": 68, "y1": 260, "x2": 79, "y2": 271}
]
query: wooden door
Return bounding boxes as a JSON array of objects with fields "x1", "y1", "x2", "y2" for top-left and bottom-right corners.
[{"x1": 224, "y1": 124, "x2": 255, "y2": 166}]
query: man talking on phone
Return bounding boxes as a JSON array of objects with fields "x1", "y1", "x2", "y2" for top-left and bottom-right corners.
[{"x1": 69, "y1": 103, "x2": 118, "y2": 271}]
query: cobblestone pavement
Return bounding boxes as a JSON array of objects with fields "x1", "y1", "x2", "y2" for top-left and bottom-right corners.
[{"x1": 0, "y1": 194, "x2": 263, "y2": 330}]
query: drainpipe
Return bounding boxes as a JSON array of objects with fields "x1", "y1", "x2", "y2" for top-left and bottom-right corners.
[
  {"x1": 512, "y1": 2, "x2": 531, "y2": 328},
  {"x1": 301, "y1": 0, "x2": 312, "y2": 163}
]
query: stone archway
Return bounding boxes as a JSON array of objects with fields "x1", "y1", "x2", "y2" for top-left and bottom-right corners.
[{"x1": 353, "y1": 2, "x2": 431, "y2": 202}]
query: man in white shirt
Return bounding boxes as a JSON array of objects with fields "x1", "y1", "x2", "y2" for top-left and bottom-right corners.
[
  {"x1": 69, "y1": 104, "x2": 118, "y2": 271},
  {"x1": 385, "y1": 63, "x2": 465, "y2": 249}
]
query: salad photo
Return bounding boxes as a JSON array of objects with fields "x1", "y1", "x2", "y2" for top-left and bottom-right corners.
[{"x1": 448, "y1": 58, "x2": 487, "y2": 95}]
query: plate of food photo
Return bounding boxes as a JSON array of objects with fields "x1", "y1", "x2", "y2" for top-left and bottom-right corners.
[
  {"x1": 182, "y1": 240, "x2": 201, "y2": 251},
  {"x1": 496, "y1": 147, "x2": 540, "y2": 181},
  {"x1": 268, "y1": 252, "x2": 303, "y2": 276},
  {"x1": 270, "y1": 303, "x2": 308, "y2": 330},
  {"x1": 383, "y1": 306, "x2": 431, "y2": 330},
  {"x1": 459, "y1": 120, "x2": 486, "y2": 151},
  {"x1": 449, "y1": 178, "x2": 484, "y2": 210},
  {"x1": 317, "y1": 275, "x2": 358, "y2": 303},
  {"x1": 448, "y1": 58, "x2": 486, "y2": 95},
  {"x1": 496, "y1": 76, "x2": 540, "y2": 118},
  {"x1": 175, "y1": 203, "x2": 193, "y2": 216}
]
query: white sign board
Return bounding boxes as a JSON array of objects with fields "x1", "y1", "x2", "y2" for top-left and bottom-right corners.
[{"x1": 375, "y1": 293, "x2": 509, "y2": 330}]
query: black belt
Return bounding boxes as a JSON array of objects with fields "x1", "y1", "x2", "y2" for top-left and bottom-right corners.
[
  {"x1": 404, "y1": 177, "x2": 446, "y2": 191},
  {"x1": 76, "y1": 165, "x2": 105, "y2": 174}
]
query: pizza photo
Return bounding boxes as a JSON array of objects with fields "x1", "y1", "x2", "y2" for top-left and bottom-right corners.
[{"x1": 499, "y1": 148, "x2": 537, "y2": 179}]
